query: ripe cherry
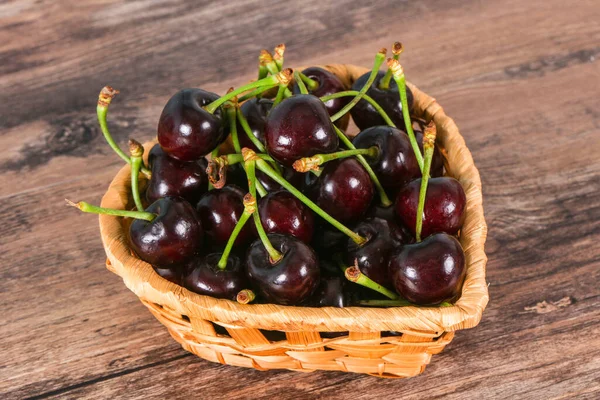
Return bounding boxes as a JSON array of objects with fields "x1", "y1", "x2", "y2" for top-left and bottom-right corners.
[
  {"x1": 264, "y1": 94, "x2": 338, "y2": 166},
  {"x1": 312, "y1": 158, "x2": 374, "y2": 223},
  {"x1": 246, "y1": 234, "x2": 320, "y2": 305},
  {"x1": 292, "y1": 67, "x2": 349, "y2": 125},
  {"x1": 145, "y1": 144, "x2": 207, "y2": 204},
  {"x1": 258, "y1": 190, "x2": 315, "y2": 243},
  {"x1": 350, "y1": 71, "x2": 414, "y2": 131},
  {"x1": 388, "y1": 233, "x2": 465, "y2": 305},
  {"x1": 196, "y1": 185, "x2": 254, "y2": 248},
  {"x1": 158, "y1": 88, "x2": 227, "y2": 161},
  {"x1": 307, "y1": 276, "x2": 354, "y2": 307},
  {"x1": 394, "y1": 177, "x2": 466, "y2": 238},
  {"x1": 182, "y1": 253, "x2": 247, "y2": 301}
]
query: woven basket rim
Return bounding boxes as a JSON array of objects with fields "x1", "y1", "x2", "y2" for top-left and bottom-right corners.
[{"x1": 99, "y1": 63, "x2": 488, "y2": 335}]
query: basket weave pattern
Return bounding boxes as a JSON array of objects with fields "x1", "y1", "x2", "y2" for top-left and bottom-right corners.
[{"x1": 99, "y1": 64, "x2": 488, "y2": 378}]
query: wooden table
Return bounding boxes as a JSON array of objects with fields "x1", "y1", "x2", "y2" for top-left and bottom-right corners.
[{"x1": 2, "y1": 0, "x2": 599, "y2": 398}]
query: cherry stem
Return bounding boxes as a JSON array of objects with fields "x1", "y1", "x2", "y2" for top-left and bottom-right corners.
[
  {"x1": 208, "y1": 148, "x2": 219, "y2": 191},
  {"x1": 258, "y1": 65, "x2": 268, "y2": 80},
  {"x1": 236, "y1": 107, "x2": 267, "y2": 153},
  {"x1": 273, "y1": 43, "x2": 285, "y2": 71},
  {"x1": 66, "y1": 199, "x2": 155, "y2": 221},
  {"x1": 253, "y1": 156, "x2": 366, "y2": 245},
  {"x1": 333, "y1": 125, "x2": 392, "y2": 207},
  {"x1": 205, "y1": 74, "x2": 281, "y2": 114},
  {"x1": 97, "y1": 87, "x2": 151, "y2": 178},
  {"x1": 239, "y1": 86, "x2": 273, "y2": 102},
  {"x1": 293, "y1": 147, "x2": 378, "y2": 173},
  {"x1": 379, "y1": 42, "x2": 403, "y2": 90},
  {"x1": 129, "y1": 139, "x2": 145, "y2": 212},
  {"x1": 217, "y1": 194, "x2": 255, "y2": 270},
  {"x1": 236, "y1": 289, "x2": 256, "y2": 304},
  {"x1": 342, "y1": 264, "x2": 399, "y2": 300},
  {"x1": 359, "y1": 299, "x2": 452, "y2": 307},
  {"x1": 388, "y1": 59, "x2": 424, "y2": 171},
  {"x1": 320, "y1": 91, "x2": 395, "y2": 127},
  {"x1": 273, "y1": 83, "x2": 287, "y2": 107},
  {"x1": 415, "y1": 122, "x2": 437, "y2": 242},
  {"x1": 298, "y1": 72, "x2": 319, "y2": 91},
  {"x1": 329, "y1": 49, "x2": 387, "y2": 122},
  {"x1": 294, "y1": 71, "x2": 309, "y2": 95},
  {"x1": 245, "y1": 157, "x2": 283, "y2": 263},
  {"x1": 223, "y1": 153, "x2": 274, "y2": 165}
]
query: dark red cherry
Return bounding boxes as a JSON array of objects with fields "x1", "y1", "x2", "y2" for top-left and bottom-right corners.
[
  {"x1": 307, "y1": 276, "x2": 354, "y2": 307},
  {"x1": 292, "y1": 67, "x2": 349, "y2": 121},
  {"x1": 152, "y1": 265, "x2": 183, "y2": 285},
  {"x1": 129, "y1": 197, "x2": 202, "y2": 268},
  {"x1": 353, "y1": 125, "x2": 421, "y2": 189},
  {"x1": 264, "y1": 94, "x2": 338, "y2": 166},
  {"x1": 246, "y1": 234, "x2": 320, "y2": 305},
  {"x1": 258, "y1": 190, "x2": 315, "y2": 243},
  {"x1": 350, "y1": 71, "x2": 414, "y2": 130},
  {"x1": 344, "y1": 218, "x2": 403, "y2": 287},
  {"x1": 158, "y1": 88, "x2": 227, "y2": 161},
  {"x1": 236, "y1": 97, "x2": 273, "y2": 151},
  {"x1": 395, "y1": 177, "x2": 466, "y2": 238},
  {"x1": 196, "y1": 185, "x2": 254, "y2": 248},
  {"x1": 389, "y1": 233, "x2": 466, "y2": 305},
  {"x1": 145, "y1": 144, "x2": 207, "y2": 204},
  {"x1": 182, "y1": 253, "x2": 247, "y2": 301},
  {"x1": 366, "y1": 203, "x2": 415, "y2": 244},
  {"x1": 312, "y1": 158, "x2": 374, "y2": 223}
]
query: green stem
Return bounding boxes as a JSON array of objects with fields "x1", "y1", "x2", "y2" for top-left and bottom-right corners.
[
  {"x1": 239, "y1": 86, "x2": 273, "y2": 102},
  {"x1": 66, "y1": 200, "x2": 155, "y2": 221},
  {"x1": 228, "y1": 107, "x2": 241, "y2": 154},
  {"x1": 320, "y1": 91, "x2": 395, "y2": 127},
  {"x1": 293, "y1": 147, "x2": 378, "y2": 172},
  {"x1": 358, "y1": 299, "x2": 412, "y2": 307},
  {"x1": 273, "y1": 84, "x2": 287, "y2": 107},
  {"x1": 224, "y1": 153, "x2": 274, "y2": 165},
  {"x1": 329, "y1": 50, "x2": 386, "y2": 122},
  {"x1": 217, "y1": 210, "x2": 252, "y2": 270},
  {"x1": 246, "y1": 160, "x2": 283, "y2": 262},
  {"x1": 393, "y1": 74, "x2": 424, "y2": 171},
  {"x1": 237, "y1": 109, "x2": 266, "y2": 152},
  {"x1": 299, "y1": 72, "x2": 319, "y2": 91},
  {"x1": 255, "y1": 159, "x2": 366, "y2": 245},
  {"x1": 258, "y1": 65, "x2": 268, "y2": 80},
  {"x1": 294, "y1": 71, "x2": 308, "y2": 94},
  {"x1": 343, "y1": 265, "x2": 398, "y2": 300},
  {"x1": 415, "y1": 141, "x2": 435, "y2": 242},
  {"x1": 333, "y1": 126, "x2": 392, "y2": 207},
  {"x1": 130, "y1": 155, "x2": 145, "y2": 212},
  {"x1": 205, "y1": 75, "x2": 279, "y2": 114}
]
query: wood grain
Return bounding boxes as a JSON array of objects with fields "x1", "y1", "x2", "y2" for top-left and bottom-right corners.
[{"x1": 1, "y1": 0, "x2": 599, "y2": 399}]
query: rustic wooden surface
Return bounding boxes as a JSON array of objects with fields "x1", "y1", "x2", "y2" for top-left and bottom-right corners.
[{"x1": 1, "y1": 0, "x2": 599, "y2": 398}]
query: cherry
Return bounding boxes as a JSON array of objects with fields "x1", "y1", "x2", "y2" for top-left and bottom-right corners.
[
  {"x1": 394, "y1": 177, "x2": 466, "y2": 238},
  {"x1": 307, "y1": 276, "x2": 354, "y2": 307},
  {"x1": 344, "y1": 218, "x2": 403, "y2": 287},
  {"x1": 145, "y1": 144, "x2": 208, "y2": 204},
  {"x1": 236, "y1": 97, "x2": 273, "y2": 151},
  {"x1": 158, "y1": 88, "x2": 228, "y2": 161},
  {"x1": 350, "y1": 71, "x2": 414, "y2": 131},
  {"x1": 246, "y1": 234, "x2": 320, "y2": 305},
  {"x1": 292, "y1": 67, "x2": 349, "y2": 122},
  {"x1": 152, "y1": 265, "x2": 183, "y2": 285},
  {"x1": 196, "y1": 185, "x2": 254, "y2": 248},
  {"x1": 388, "y1": 233, "x2": 465, "y2": 305},
  {"x1": 312, "y1": 158, "x2": 374, "y2": 223},
  {"x1": 264, "y1": 94, "x2": 338, "y2": 166},
  {"x1": 129, "y1": 197, "x2": 203, "y2": 268},
  {"x1": 258, "y1": 190, "x2": 315, "y2": 243},
  {"x1": 182, "y1": 253, "x2": 247, "y2": 301},
  {"x1": 310, "y1": 219, "x2": 347, "y2": 254}
]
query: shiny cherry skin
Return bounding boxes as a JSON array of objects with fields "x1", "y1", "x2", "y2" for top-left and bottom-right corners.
[
  {"x1": 129, "y1": 197, "x2": 203, "y2": 268},
  {"x1": 353, "y1": 125, "x2": 421, "y2": 189},
  {"x1": 182, "y1": 253, "x2": 247, "y2": 301},
  {"x1": 389, "y1": 233, "x2": 465, "y2": 305},
  {"x1": 350, "y1": 71, "x2": 414, "y2": 130},
  {"x1": 196, "y1": 185, "x2": 254, "y2": 248},
  {"x1": 312, "y1": 158, "x2": 374, "y2": 223},
  {"x1": 292, "y1": 67, "x2": 349, "y2": 124},
  {"x1": 307, "y1": 276, "x2": 354, "y2": 307},
  {"x1": 145, "y1": 144, "x2": 207, "y2": 204},
  {"x1": 258, "y1": 190, "x2": 315, "y2": 243},
  {"x1": 264, "y1": 94, "x2": 338, "y2": 166},
  {"x1": 395, "y1": 177, "x2": 466, "y2": 239},
  {"x1": 246, "y1": 234, "x2": 320, "y2": 305},
  {"x1": 236, "y1": 97, "x2": 273, "y2": 151},
  {"x1": 158, "y1": 88, "x2": 227, "y2": 161},
  {"x1": 344, "y1": 218, "x2": 403, "y2": 286}
]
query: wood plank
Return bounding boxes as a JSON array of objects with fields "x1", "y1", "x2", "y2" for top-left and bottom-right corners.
[{"x1": 1, "y1": 0, "x2": 600, "y2": 398}]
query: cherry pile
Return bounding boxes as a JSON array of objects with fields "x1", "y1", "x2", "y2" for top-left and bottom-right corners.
[{"x1": 69, "y1": 43, "x2": 467, "y2": 308}]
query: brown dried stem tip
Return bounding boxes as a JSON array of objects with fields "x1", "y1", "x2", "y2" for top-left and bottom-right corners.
[
  {"x1": 243, "y1": 193, "x2": 257, "y2": 214},
  {"x1": 392, "y1": 42, "x2": 404, "y2": 56},
  {"x1": 259, "y1": 49, "x2": 274, "y2": 66},
  {"x1": 292, "y1": 156, "x2": 321, "y2": 173},
  {"x1": 275, "y1": 68, "x2": 293, "y2": 86},
  {"x1": 223, "y1": 87, "x2": 238, "y2": 108},
  {"x1": 206, "y1": 156, "x2": 228, "y2": 189},
  {"x1": 128, "y1": 139, "x2": 144, "y2": 158},
  {"x1": 423, "y1": 121, "x2": 437, "y2": 149},
  {"x1": 241, "y1": 147, "x2": 261, "y2": 163},
  {"x1": 386, "y1": 58, "x2": 403, "y2": 78},
  {"x1": 378, "y1": 48, "x2": 387, "y2": 56},
  {"x1": 98, "y1": 86, "x2": 119, "y2": 107},
  {"x1": 65, "y1": 199, "x2": 82, "y2": 209},
  {"x1": 236, "y1": 289, "x2": 256, "y2": 304},
  {"x1": 273, "y1": 43, "x2": 285, "y2": 60}
]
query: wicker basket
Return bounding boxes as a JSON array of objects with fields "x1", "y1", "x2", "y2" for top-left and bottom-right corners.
[{"x1": 99, "y1": 64, "x2": 488, "y2": 378}]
